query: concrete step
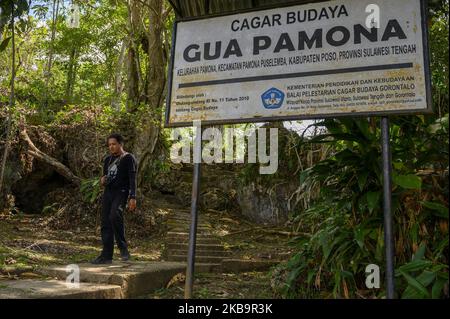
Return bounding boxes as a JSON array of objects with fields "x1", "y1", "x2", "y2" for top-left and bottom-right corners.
[
  {"x1": 167, "y1": 255, "x2": 227, "y2": 263},
  {"x1": 168, "y1": 227, "x2": 212, "y2": 233},
  {"x1": 166, "y1": 231, "x2": 216, "y2": 238},
  {"x1": 169, "y1": 216, "x2": 192, "y2": 221},
  {"x1": 168, "y1": 218, "x2": 209, "y2": 224},
  {"x1": 169, "y1": 214, "x2": 207, "y2": 220},
  {"x1": 167, "y1": 249, "x2": 232, "y2": 257},
  {"x1": 168, "y1": 214, "x2": 195, "y2": 219},
  {"x1": 167, "y1": 223, "x2": 214, "y2": 231},
  {"x1": 167, "y1": 243, "x2": 225, "y2": 251},
  {"x1": 170, "y1": 215, "x2": 191, "y2": 220},
  {"x1": 165, "y1": 232, "x2": 221, "y2": 243},
  {"x1": 167, "y1": 218, "x2": 199, "y2": 224},
  {"x1": 166, "y1": 237, "x2": 221, "y2": 245},
  {"x1": 0, "y1": 279, "x2": 122, "y2": 299},
  {"x1": 166, "y1": 221, "x2": 211, "y2": 228},
  {"x1": 35, "y1": 261, "x2": 188, "y2": 298},
  {"x1": 175, "y1": 208, "x2": 191, "y2": 212},
  {"x1": 221, "y1": 259, "x2": 281, "y2": 272},
  {"x1": 167, "y1": 222, "x2": 210, "y2": 228},
  {"x1": 167, "y1": 219, "x2": 211, "y2": 225},
  {"x1": 172, "y1": 210, "x2": 191, "y2": 215}
]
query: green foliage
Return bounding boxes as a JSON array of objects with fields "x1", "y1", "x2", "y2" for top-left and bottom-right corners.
[
  {"x1": 280, "y1": 114, "x2": 448, "y2": 298},
  {"x1": 392, "y1": 174, "x2": 422, "y2": 190},
  {"x1": 279, "y1": 118, "x2": 385, "y2": 298},
  {"x1": 80, "y1": 178, "x2": 101, "y2": 204},
  {"x1": 430, "y1": 2, "x2": 449, "y2": 86},
  {"x1": 396, "y1": 243, "x2": 449, "y2": 299},
  {"x1": 0, "y1": 36, "x2": 11, "y2": 52},
  {"x1": 42, "y1": 202, "x2": 59, "y2": 215},
  {"x1": 0, "y1": 0, "x2": 128, "y2": 118},
  {"x1": 0, "y1": 0, "x2": 29, "y2": 31}
]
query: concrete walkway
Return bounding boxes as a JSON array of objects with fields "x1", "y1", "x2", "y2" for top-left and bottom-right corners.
[
  {"x1": 0, "y1": 258, "x2": 280, "y2": 298},
  {"x1": 0, "y1": 261, "x2": 216, "y2": 299},
  {"x1": 0, "y1": 279, "x2": 123, "y2": 299}
]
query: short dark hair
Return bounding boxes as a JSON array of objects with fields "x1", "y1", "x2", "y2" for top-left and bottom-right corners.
[{"x1": 107, "y1": 133, "x2": 124, "y2": 145}]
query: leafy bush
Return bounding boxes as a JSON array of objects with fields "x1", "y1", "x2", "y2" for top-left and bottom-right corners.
[
  {"x1": 277, "y1": 115, "x2": 448, "y2": 298},
  {"x1": 80, "y1": 178, "x2": 101, "y2": 204}
]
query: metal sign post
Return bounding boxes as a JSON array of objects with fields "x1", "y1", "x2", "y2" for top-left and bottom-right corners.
[
  {"x1": 184, "y1": 123, "x2": 202, "y2": 299},
  {"x1": 381, "y1": 116, "x2": 395, "y2": 298}
]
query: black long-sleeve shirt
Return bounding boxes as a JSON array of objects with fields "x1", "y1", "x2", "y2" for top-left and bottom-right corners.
[{"x1": 103, "y1": 153, "x2": 137, "y2": 199}]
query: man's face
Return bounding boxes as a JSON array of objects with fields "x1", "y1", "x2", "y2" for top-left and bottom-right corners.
[{"x1": 108, "y1": 138, "x2": 122, "y2": 155}]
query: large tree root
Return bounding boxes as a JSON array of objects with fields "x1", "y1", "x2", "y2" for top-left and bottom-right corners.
[{"x1": 19, "y1": 122, "x2": 81, "y2": 186}]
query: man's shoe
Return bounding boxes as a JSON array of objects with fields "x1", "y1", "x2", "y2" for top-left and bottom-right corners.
[
  {"x1": 120, "y1": 249, "x2": 131, "y2": 261},
  {"x1": 91, "y1": 255, "x2": 112, "y2": 264}
]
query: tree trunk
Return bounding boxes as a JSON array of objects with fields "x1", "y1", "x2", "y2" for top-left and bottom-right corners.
[
  {"x1": 125, "y1": 0, "x2": 141, "y2": 111},
  {"x1": 44, "y1": 0, "x2": 60, "y2": 107},
  {"x1": 65, "y1": 47, "x2": 77, "y2": 104},
  {"x1": 132, "y1": 0, "x2": 166, "y2": 187},
  {"x1": 0, "y1": 5, "x2": 15, "y2": 205},
  {"x1": 112, "y1": 38, "x2": 127, "y2": 110}
]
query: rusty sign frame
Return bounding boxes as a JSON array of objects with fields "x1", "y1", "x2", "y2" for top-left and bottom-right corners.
[{"x1": 164, "y1": 0, "x2": 433, "y2": 128}]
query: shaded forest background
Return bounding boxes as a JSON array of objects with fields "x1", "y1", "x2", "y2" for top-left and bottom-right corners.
[{"x1": 0, "y1": 0, "x2": 448, "y2": 298}]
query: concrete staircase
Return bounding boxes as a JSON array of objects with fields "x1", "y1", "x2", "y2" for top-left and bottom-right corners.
[
  {"x1": 163, "y1": 208, "x2": 282, "y2": 273},
  {"x1": 164, "y1": 209, "x2": 230, "y2": 267}
]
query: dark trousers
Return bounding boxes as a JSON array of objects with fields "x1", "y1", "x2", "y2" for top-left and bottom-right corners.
[{"x1": 101, "y1": 188, "x2": 128, "y2": 259}]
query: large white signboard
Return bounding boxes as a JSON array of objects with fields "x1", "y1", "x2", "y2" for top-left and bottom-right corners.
[{"x1": 165, "y1": 0, "x2": 431, "y2": 127}]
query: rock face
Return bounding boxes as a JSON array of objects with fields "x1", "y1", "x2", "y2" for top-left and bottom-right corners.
[
  {"x1": 233, "y1": 125, "x2": 302, "y2": 225},
  {"x1": 156, "y1": 163, "x2": 296, "y2": 226},
  {"x1": 235, "y1": 180, "x2": 295, "y2": 226}
]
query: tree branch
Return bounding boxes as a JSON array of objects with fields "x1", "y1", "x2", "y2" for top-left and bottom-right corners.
[{"x1": 19, "y1": 123, "x2": 81, "y2": 186}]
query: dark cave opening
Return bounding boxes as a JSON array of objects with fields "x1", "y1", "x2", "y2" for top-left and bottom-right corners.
[{"x1": 12, "y1": 165, "x2": 67, "y2": 214}]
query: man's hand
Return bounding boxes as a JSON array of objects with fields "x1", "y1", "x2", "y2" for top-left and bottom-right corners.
[
  {"x1": 128, "y1": 198, "x2": 136, "y2": 211},
  {"x1": 100, "y1": 176, "x2": 106, "y2": 186}
]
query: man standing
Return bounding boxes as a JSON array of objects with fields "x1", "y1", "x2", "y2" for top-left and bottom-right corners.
[{"x1": 91, "y1": 133, "x2": 137, "y2": 264}]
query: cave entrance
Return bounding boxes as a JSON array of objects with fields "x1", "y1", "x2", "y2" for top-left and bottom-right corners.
[{"x1": 12, "y1": 166, "x2": 66, "y2": 214}]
